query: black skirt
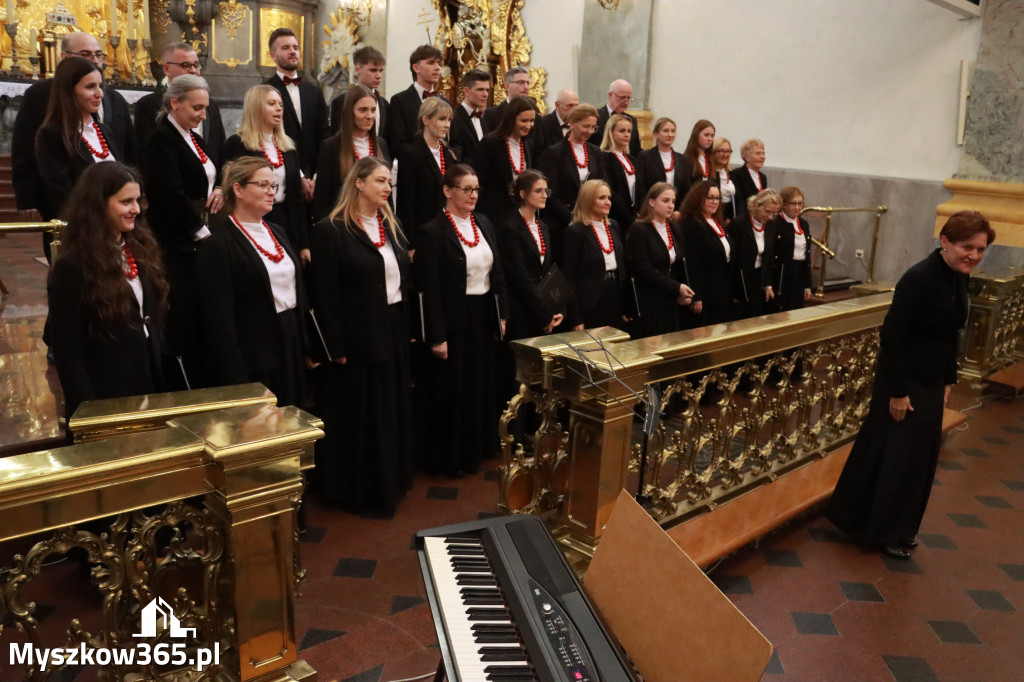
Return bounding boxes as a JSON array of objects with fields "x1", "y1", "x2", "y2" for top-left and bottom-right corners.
[
  {"x1": 826, "y1": 376, "x2": 945, "y2": 546},
  {"x1": 417, "y1": 294, "x2": 498, "y2": 476},
  {"x1": 315, "y1": 304, "x2": 415, "y2": 514},
  {"x1": 581, "y1": 272, "x2": 623, "y2": 329},
  {"x1": 777, "y1": 259, "x2": 810, "y2": 311},
  {"x1": 630, "y1": 277, "x2": 681, "y2": 338},
  {"x1": 248, "y1": 306, "x2": 306, "y2": 407}
]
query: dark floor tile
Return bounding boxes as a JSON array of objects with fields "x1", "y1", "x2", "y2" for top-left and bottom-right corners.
[
  {"x1": 1001, "y1": 479, "x2": 1024, "y2": 491},
  {"x1": 840, "y1": 581, "x2": 885, "y2": 603},
  {"x1": 982, "y1": 436, "x2": 1009, "y2": 446},
  {"x1": 342, "y1": 664, "x2": 384, "y2": 682},
  {"x1": 881, "y1": 555, "x2": 925, "y2": 574},
  {"x1": 791, "y1": 611, "x2": 838, "y2": 635},
  {"x1": 960, "y1": 447, "x2": 989, "y2": 458},
  {"x1": 976, "y1": 494, "x2": 1012, "y2": 509},
  {"x1": 426, "y1": 486, "x2": 459, "y2": 501},
  {"x1": 998, "y1": 563, "x2": 1024, "y2": 581},
  {"x1": 936, "y1": 460, "x2": 967, "y2": 471},
  {"x1": 764, "y1": 649, "x2": 784, "y2": 675},
  {"x1": 808, "y1": 526, "x2": 846, "y2": 543},
  {"x1": 918, "y1": 533, "x2": 957, "y2": 550},
  {"x1": 483, "y1": 468, "x2": 500, "y2": 482},
  {"x1": 763, "y1": 549, "x2": 802, "y2": 567},
  {"x1": 966, "y1": 589, "x2": 1016, "y2": 612},
  {"x1": 883, "y1": 655, "x2": 940, "y2": 682},
  {"x1": 1003, "y1": 425, "x2": 1024, "y2": 435},
  {"x1": 390, "y1": 595, "x2": 427, "y2": 615},
  {"x1": 927, "y1": 619, "x2": 981, "y2": 645},
  {"x1": 300, "y1": 526, "x2": 327, "y2": 543},
  {"x1": 300, "y1": 627, "x2": 346, "y2": 651},
  {"x1": 947, "y1": 512, "x2": 987, "y2": 528},
  {"x1": 710, "y1": 574, "x2": 753, "y2": 595},
  {"x1": 333, "y1": 557, "x2": 378, "y2": 579}
]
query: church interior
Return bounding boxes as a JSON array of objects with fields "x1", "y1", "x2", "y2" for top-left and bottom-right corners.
[{"x1": 1, "y1": 0, "x2": 1023, "y2": 680}]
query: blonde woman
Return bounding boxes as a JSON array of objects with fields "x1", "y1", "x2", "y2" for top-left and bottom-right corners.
[
  {"x1": 223, "y1": 84, "x2": 308, "y2": 263},
  {"x1": 711, "y1": 137, "x2": 737, "y2": 221},
  {"x1": 560, "y1": 178, "x2": 627, "y2": 329},
  {"x1": 601, "y1": 112, "x2": 645, "y2": 230},
  {"x1": 396, "y1": 96, "x2": 458, "y2": 249},
  {"x1": 308, "y1": 156, "x2": 414, "y2": 514}
]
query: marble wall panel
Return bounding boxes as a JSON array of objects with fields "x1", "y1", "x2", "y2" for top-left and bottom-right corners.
[{"x1": 577, "y1": 0, "x2": 652, "y2": 108}]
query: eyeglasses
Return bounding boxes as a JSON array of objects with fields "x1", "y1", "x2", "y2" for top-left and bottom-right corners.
[
  {"x1": 71, "y1": 50, "x2": 106, "y2": 60},
  {"x1": 706, "y1": 196, "x2": 722, "y2": 202},
  {"x1": 785, "y1": 201, "x2": 805, "y2": 207},
  {"x1": 716, "y1": 149, "x2": 733, "y2": 154},
  {"x1": 246, "y1": 181, "x2": 280, "y2": 194},
  {"x1": 166, "y1": 61, "x2": 201, "y2": 71},
  {"x1": 610, "y1": 93, "x2": 631, "y2": 101},
  {"x1": 454, "y1": 186, "x2": 480, "y2": 196},
  {"x1": 531, "y1": 188, "x2": 553, "y2": 197}
]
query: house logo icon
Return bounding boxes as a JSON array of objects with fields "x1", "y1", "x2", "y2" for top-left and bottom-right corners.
[{"x1": 133, "y1": 597, "x2": 197, "y2": 639}]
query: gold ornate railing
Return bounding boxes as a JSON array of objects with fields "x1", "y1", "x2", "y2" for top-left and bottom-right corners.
[
  {"x1": 499, "y1": 294, "x2": 892, "y2": 561},
  {"x1": 0, "y1": 387, "x2": 322, "y2": 681},
  {"x1": 0, "y1": 220, "x2": 65, "y2": 296},
  {"x1": 960, "y1": 264, "x2": 1024, "y2": 379},
  {"x1": 800, "y1": 205, "x2": 888, "y2": 294}
]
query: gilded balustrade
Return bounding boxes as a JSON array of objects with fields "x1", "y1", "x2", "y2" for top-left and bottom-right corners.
[
  {"x1": 959, "y1": 264, "x2": 1024, "y2": 380},
  {"x1": 0, "y1": 391, "x2": 322, "y2": 681},
  {"x1": 499, "y1": 294, "x2": 892, "y2": 559}
]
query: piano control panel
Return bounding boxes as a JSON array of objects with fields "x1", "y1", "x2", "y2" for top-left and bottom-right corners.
[{"x1": 528, "y1": 578, "x2": 599, "y2": 681}]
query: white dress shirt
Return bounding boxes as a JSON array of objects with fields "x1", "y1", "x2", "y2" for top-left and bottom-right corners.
[
  {"x1": 748, "y1": 167, "x2": 763, "y2": 192},
  {"x1": 360, "y1": 213, "x2": 403, "y2": 304},
  {"x1": 591, "y1": 220, "x2": 618, "y2": 271},
  {"x1": 277, "y1": 70, "x2": 302, "y2": 126},
  {"x1": 614, "y1": 151, "x2": 636, "y2": 202},
  {"x1": 706, "y1": 217, "x2": 731, "y2": 262},
  {"x1": 462, "y1": 100, "x2": 483, "y2": 141},
  {"x1": 81, "y1": 120, "x2": 116, "y2": 164},
  {"x1": 751, "y1": 217, "x2": 765, "y2": 268},
  {"x1": 782, "y1": 213, "x2": 807, "y2": 261},
  {"x1": 262, "y1": 132, "x2": 287, "y2": 203},
  {"x1": 235, "y1": 218, "x2": 297, "y2": 312},
  {"x1": 660, "y1": 149, "x2": 675, "y2": 186},
  {"x1": 450, "y1": 213, "x2": 494, "y2": 294},
  {"x1": 524, "y1": 215, "x2": 545, "y2": 265},
  {"x1": 507, "y1": 137, "x2": 524, "y2": 178},
  {"x1": 653, "y1": 220, "x2": 676, "y2": 265},
  {"x1": 572, "y1": 142, "x2": 589, "y2": 183}
]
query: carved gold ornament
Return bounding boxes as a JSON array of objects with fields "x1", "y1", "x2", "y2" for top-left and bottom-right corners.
[
  {"x1": 217, "y1": 0, "x2": 246, "y2": 40},
  {"x1": 151, "y1": 0, "x2": 173, "y2": 35}
]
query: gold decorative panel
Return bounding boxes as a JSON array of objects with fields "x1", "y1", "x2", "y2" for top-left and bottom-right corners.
[
  {"x1": 259, "y1": 7, "x2": 303, "y2": 68},
  {"x1": 211, "y1": 0, "x2": 252, "y2": 68}
]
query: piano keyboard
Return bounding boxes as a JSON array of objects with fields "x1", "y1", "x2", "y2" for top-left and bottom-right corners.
[{"x1": 417, "y1": 515, "x2": 635, "y2": 682}]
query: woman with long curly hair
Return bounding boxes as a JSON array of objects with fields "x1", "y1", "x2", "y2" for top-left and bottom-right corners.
[
  {"x1": 47, "y1": 162, "x2": 169, "y2": 419},
  {"x1": 679, "y1": 180, "x2": 735, "y2": 325}
]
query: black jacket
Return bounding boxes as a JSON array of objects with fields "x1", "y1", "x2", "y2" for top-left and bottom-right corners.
[
  {"x1": 196, "y1": 219, "x2": 307, "y2": 385},
  {"x1": 604, "y1": 150, "x2": 645, "y2": 229},
  {"x1": 415, "y1": 210, "x2": 508, "y2": 346},
  {"x1": 143, "y1": 117, "x2": 219, "y2": 254},
  {"x1": 769, "y1": 214, "x2": 812, "y2": 299},
  {"x1": 474, "y1": 134, "x2": 532, "y2": 227},
  {"x1": 388, "y1": 84, "x2": 450, "y2": 157},
  {"x1": 531, "y1": 110, "x2": 567, "y2": 160},
  {"x1": 308, "y1": 216, "x2": 412, "y2": 364},
  {"x1": 449, "y1": 103, "x2": 485, "y2": 163},
  {"x1": 680, "y1": 216, "x2": 735, "y2": 306},
  {"x1": 265, "y1": 73, "x2": 329, "y2": 177},
  {"x1": 222, "y1": 134, "x2": 309, "y2": 249},
  {"x1": 560, "y1": 219, "x2": 626, "y2": 327},
  {"x1": 731, "y1": 164, "x2": 768, "y2": 217},
  {"x1": 635, "y1": 148, "x2": 691, "y2": 211},
  {"x1": 35, "y1": 121, "x2": 123, "y2": 220},
  {"x1": 536, "y1": 138, "x2": 607, "y2": 230},
  {"x1": 136, "y1": 90, "x2": 226, "y2": 168},
  {"x1": 728, "y1": 212, "x2": 776, "y2": 303},
  {"x1": 626, "y1": 220, "x2": 688, "y2": 336},
  {"x1": 396, "y1": 135, "x2": 458, "y2": 248},
  {"x1": 312, "y1": 133, "x2": 392, "y2": 222},
  {"x1": 498, "y1": 212, "x2": 558, "y2": 340},
  {"x1": 592, "y1": 105, "x2": 641, "y2": 156},
  {"x1": 47, "y1": 249, "x2": 164, "y2": 418},
  {"x1": 481, "y1": 99, "x2": 508, "y2": 135}
]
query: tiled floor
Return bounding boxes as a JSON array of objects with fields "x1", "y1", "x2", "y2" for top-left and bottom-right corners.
[{"x1": 3, "y1": 233, "x2": 1024, "y2": 681}]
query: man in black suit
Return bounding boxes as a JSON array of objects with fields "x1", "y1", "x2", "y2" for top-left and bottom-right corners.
[
  {"x1": 448, "y1": 69, "x2": 491, "y2": 163},
  {"x1": 265, "y1": 27, "x2": 329, "y2": 201},
  {"x1": 329, "y1": 45, "x2": 389, "y2": 137},
  {"x1": 387, "y1": 44, "x2": 445, "y2": 157},
  {"x1": 135, "y1": 42, "x2": 226, "y2": 167},
  {"x1": 12, "y1": 32, "x2": 137, "y2": 226},
  {"x1": 591, "y1": 79, "x2": 641, "y2": 155},
  {"x1": 531, "y1": 88, "x2": 577, "y2": 156},
  {"x1": 481, "y1": 65, "x2": 531, "y2": 134}
]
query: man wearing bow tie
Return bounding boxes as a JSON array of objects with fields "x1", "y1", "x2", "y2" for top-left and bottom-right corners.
[
  {"x1": 532, "y1": 88, "x2": 578, "y2": 160},
  {"x1": 448, "y1": 69, "x2": 492, "y2": 164},
  {"x1": 266, "y1": 27, "x2": 328, "y2": 201},
  {"x1": 328, "y1": 45, "x2": 389, "y2": 138},
  {"x1": 387, "y1": 44, "x2": 448, "y2": 157}
]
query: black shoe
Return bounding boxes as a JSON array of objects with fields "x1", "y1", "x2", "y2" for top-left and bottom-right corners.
[
  {"x1": 882, "y1": 545, "x2": 911, "y2": 560},
  {"x1": 901, "y1": 537, "x2": 919, "y2": 549}
]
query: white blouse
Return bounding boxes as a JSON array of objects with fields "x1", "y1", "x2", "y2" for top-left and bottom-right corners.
[
  {"x1": 81, "y1": 121, "x2": 116, "y2": 164},
  {"x1": 524, "y1": 215, "x2": 545, "y2": 265},
  {"x1": 748, "y1": 167, "x2": 763, "y2": 192},
  {"x1": 353, "y1": 135, "x2": 371, "y2": 160},
  {"x1": 706, "y1": 217, "x2": 731, "y2": 262},
  {"x1": 507, "y1": 137, "x2": 525, "y2": 178},
  {"x1": 781, "y1": 213, "x2": 807, "y2": 261},
  {"x1": 653, "y1": 220, "x2": 676, "y2": 265},
  {"x1": 751, "y1": 217, "x2": 765, "y2": 268},
  {"x1": 572, "y1": 142, "x2": 589, "y2": 183},
  {"x1": 359, "y1": 213, "x2": 403, "y2": 304},
  {"x1": 614, "y1": 151, "x2": 636, "y2": 202},
  {"x1": 717, "y1": 169, "x2": 736, "y2": 205},
  {"x1": 262, "y1": 133, "x2": 287, "y2": 203},
  {"x1": 450, "y1": 213, "x2": 494, "y2": 295},
  {"x1": 591, "y1": 220, "x2": 618, "y2": 271},
  {"x1": 120, "y1": 243, "x2": 147, "y2": 337},
  {"x1": 235, "y1": 219, "x2": 297, "y2": 312},
  {"x1": 660, "y1": 149, "x2": 675, "y2": 186}
]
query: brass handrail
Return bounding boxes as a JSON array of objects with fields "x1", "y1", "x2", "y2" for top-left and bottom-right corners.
[
  {"x1": 0, "y1": 220, "x2": 66, "y2": 295},
  {"x1": 800, "y1": 205, "x2": 888, "y2": 294}
]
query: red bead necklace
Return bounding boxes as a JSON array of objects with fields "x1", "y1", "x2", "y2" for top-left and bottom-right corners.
[
  {"x1": 654, "y1": 220, "x2": 674, "y2": 250},
  {"x1": 521, "y1": 212, "x2": 546, "y2": 256},
  {"x1": 230, "y1": 214, "x2": 285, "y2": 262},
  {"x1": 444, "y1": 209, "x2": 480, "y2": 247},
  {"x1": 591, "y1": 218, "x2": 614, "y2": 254},
  {"x1": 614, "y1": 151, "x2": 635, "y2": 175},
  {"x1": 365, "y1": 211, "x2": 386, "y2": 248},
  {"x1": 507, "y1": 138, "x2": 526, "y2": 174},
  {"x1": 436, "y1": 141, "x2": 447, "y2": 176},
  {"x1": 354, "y1": 135, "x2": 375, "y2": 160},
  {"x1": 122, "y1": 242, "x2": 139, "y2": 279},
  {"x1": 261, "y1": 141, "x2": 284, "y2": 168},
  {"x1": 189, "y1": 132, "x2": 209, "y2": 164},
  {"x1": 750, "y1": 214, "x2": 764, "y2": 233},
  {"x1": 570, "y1": 140, "x2": 589, "y2": 169},
  {"x1": 706, "y1": 216, "x2": 726, "y2": 238},
  {"x1": 699, "y1": 153, "x2": 710, "y2": 178},
  {"x1": 82, "y1": 121, "x2": 111, "y2": 159},
  {"x1": 661, "y1": 149, "x2": 675, "y2": 173}
]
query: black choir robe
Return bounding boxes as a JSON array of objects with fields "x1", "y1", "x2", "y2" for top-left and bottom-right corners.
[
  {"x1": 265, "y1": 73, "x2": 330, "y2": 177},
  {"x1": 396, "y1": 135, "x2": 458, "y2": 248},
  {"x1": 604, "y1": 150, "x2": 645, "y2": 230},
  {"x1": 770, "y1": 214, "x2": 813, "y2": 310},
  {"x1": 560, "y1": 219, "x2": 627, "y2": 329},
  {"x1": 498, "y1": 212, "x2": 559, "y2": 340},
  {"x1": 626, "y1": 220, "x2": 688, "y2": 337},
  {"x1": 531, "y1": 110, "x2": 567, "y2": 160},
  {"x1": 473, "y1": 134, "x2": 532, "y2": 227},
  {"x1": 680, "y1": 216, "x2": 736, "y2": 325},
  {"x1": 728, "y1": 212, "x2": 777, "y2": 319},
  {"x1": 35, "y1": 122, "x2": 123, "y2": 220},
  {"x1": 449, "y1": 103, "x2": 485, "y2": 164},
  {"x1": 731, "y1": 164, "x2": 769, "y2": 218},
  {"x1": 636, "y1": 148, "x2": 692, "y2": 211}
]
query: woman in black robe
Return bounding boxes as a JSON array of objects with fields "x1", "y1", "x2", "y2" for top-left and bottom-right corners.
[
  {"x1": 729, "y1": 189, "x2": 781, "y2": 319},
  {"x1": 827, "y1": 211, "x2": 994, "y2": 559},
  {"x1": 626, "y1": 182, "x2": 694, "y2": 338},
  {"x1": 415, "y1": 163, "x2": 508, "y2": 477},
  {"x1": 770, "y1": 185, "x2": 813, "y2": 310},
  {"x1": 308, "y1": 156, "x2": 414, "y2": 515},
  {"x1": 679, "y1": 181, "x2": 735, "y2": 326},
  {"x1": 474, "y1": 95, "x2": 536, "y2": 227}
]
